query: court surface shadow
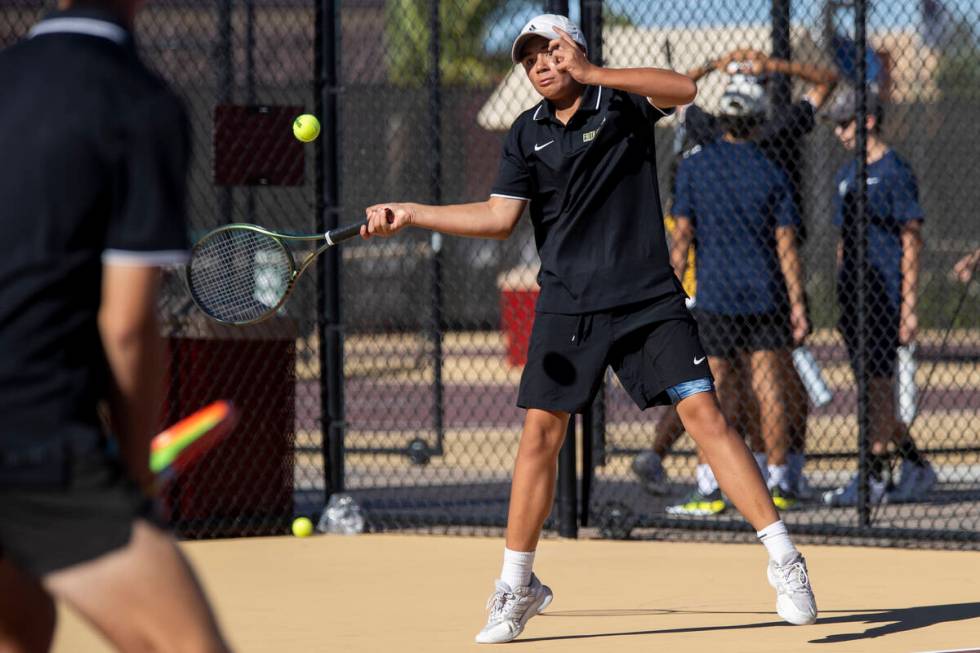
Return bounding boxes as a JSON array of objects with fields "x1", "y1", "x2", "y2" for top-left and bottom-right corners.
[{"x1": 512, "y1": 602, "x2": 980, "y2": 644}]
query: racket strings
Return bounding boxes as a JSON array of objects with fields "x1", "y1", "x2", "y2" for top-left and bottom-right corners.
[{"x1": 187, "y1": 229, "x2": 293, "y2": 323}]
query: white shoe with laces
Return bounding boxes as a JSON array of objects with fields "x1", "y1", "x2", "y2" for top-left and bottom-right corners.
[
  {"x1": 475, "y1": 574, "x2": 553, "y2": 644},
  {"x1": 887, "y1": 461, "x2": 937, "y2": 503},
  {"x1": 767, "y1": 554, "x2": 818, "y2": 625}
]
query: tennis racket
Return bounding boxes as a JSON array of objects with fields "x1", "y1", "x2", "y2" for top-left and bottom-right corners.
[
  {"x1": 185, "y1": 221, "x2": 365, "y2": 325},
  {"x1": 151, "y1": 400, "x2": 238, "y2": 488}
]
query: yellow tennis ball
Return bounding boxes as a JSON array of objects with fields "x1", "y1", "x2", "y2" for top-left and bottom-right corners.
[
  {"x1": 292, "y1": 114, "x2": 320, "y2": 142},
  {"x1": 292, "y1": 516, "x2": 314, "y2": 537}
]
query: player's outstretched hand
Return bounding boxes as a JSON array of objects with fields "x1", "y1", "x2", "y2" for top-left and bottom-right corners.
[
  {"x1": 551, "y1": 28, "x2": 597, "y2": 84},
  {"x1": 362, "y1": 203, "x2": 412, "y2": 239},
  {"x1": 951, "y1": 249, "x2": 980, "y2": 283}
]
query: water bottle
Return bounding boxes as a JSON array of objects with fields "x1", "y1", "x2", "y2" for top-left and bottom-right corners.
[
  {"x1": 791, "y1": 346, "x2": 833, "y2": 408},
  {"x1": 317, "y1": 493, "x2": 365, "y2": 535},
  {"x1": 896, "y1": 344, "x2": 917, "y2": 424}
]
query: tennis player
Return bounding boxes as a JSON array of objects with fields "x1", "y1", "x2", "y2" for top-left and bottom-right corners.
[
  {"x1": 822, "y1": 87, "x2": 937, "y2": 506},
  {"x1": 634, "y1": 48, "x2": 840, "y2": 504},
  {"x1": 362, "y1": 14, "x2": 817, "y2": 643},
  {"x1": 0, "y1": 1, "x2": 230, "y2": 650},
  {"x1": 667, "y1": 81, "x2": 807, "y2": 515}
]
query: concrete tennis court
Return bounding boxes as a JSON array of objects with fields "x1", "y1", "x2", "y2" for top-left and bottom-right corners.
[{"x1": 53, "y1": 534, "x2": 980, "y2": 652}]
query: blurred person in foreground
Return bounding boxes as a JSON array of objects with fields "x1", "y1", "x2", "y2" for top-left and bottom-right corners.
[
  {"x1": 0, "y1": 0, "x2": 230, "y2": 650},
  {"x1": 822, "y1": 87, "x2": 937, "y2": 507},
  {"x1": 360, "y1": 14, "x2": 817, "y2": 643}
]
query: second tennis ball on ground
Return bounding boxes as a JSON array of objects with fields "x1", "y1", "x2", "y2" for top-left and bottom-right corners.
[
  {"x1": 292, "y1": 516, "x2": 314, "y2": 537},
  {"x1": 293, "y1": 114, "x2": 320, "y2": 142}
]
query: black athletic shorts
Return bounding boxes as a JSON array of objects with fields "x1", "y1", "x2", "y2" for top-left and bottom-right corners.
[
  {"x1": 693, "y1": 309, "x2": 793, "y2": 359},
  {"x1": 838, "y1": 306, "x2": 899, "y2": 380},
  {"x1": 0, "y1": 427, "x2": 151, "y2": 578},
  {"x1": 517, "y1": 291, "x2": 713, "y2": 413}
]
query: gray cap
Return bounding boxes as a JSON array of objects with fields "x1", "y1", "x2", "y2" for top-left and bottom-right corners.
[{"x1": 827, "y1": 86, "x2": 882, "y2": 123}]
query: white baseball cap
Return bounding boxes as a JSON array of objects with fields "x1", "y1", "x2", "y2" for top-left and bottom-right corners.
[{"x1": 511, "y1": 14, "x2": 587, "y2": 65}]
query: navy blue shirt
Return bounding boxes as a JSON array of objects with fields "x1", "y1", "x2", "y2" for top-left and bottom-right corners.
[
  {"x1": 684, "y1": 100, "x2": 815, "y2": 217},
  {"x1": 491, "y1": 86, "x2": 676, "y2": 313},
  {"x1": 673, "y1": 139, "x2": 800, "y2": 315},
  {"x1": 833, "y1": 149, "x2": 923, "y2": 314}
]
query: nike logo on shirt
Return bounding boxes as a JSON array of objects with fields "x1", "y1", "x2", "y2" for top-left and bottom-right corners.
[
  {"x1": 534, "y1": 140, "x2": 554, "y2": 152},
  {"x1": 694, "y1": 356, "x2": 706, "y2": 365}
]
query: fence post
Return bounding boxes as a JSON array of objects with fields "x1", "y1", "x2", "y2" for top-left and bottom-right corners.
[
  {"x1": 854, "y1": 0, "x2": 872, "y2": 527},
  {"x1": 315, "y1": 0, "x2": 345, "y2": 498},
  {"x1": 557, "y1": 417, "x2": 578, "y2": 538},
  {"x1": 427, "y1": 0, "x2": 446, "y2": 458},
  {"x1": 545, "y1": 1, "x2": 568, "y2": 15}
]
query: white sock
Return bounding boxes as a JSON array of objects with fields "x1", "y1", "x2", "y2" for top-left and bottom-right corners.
[
  {"x1": 500, "y1": 548, "x2": 535, "y2": 589},
  {"x1": 696, "y1": 464, "x2": 718, "y2": 495},
  {"x1": 768, "y1": 464, "x2": 789, "y2": 491},
  {"x1": 757, "y1": 520, "x2": 798, "y2": 566},
  {"x1": 754, "y1": 452, "x2": 769, "y2": 484}
]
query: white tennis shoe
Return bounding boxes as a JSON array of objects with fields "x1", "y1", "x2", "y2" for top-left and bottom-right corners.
[
  {"x1": 475, "y1": 574, "x2": 553, "y2": 644},
  {"x1": 767, "y1": 554, "x2": 818, "y2": 625}
]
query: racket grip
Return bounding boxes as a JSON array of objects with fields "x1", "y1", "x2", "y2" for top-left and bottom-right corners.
[{"x1": 325, "y1": 222, "x2": 365, "y2": 245}]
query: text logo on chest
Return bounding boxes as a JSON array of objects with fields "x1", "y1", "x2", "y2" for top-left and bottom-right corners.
[{"x1": 581, "y1": 117, "x2": 606, "y2": 143}]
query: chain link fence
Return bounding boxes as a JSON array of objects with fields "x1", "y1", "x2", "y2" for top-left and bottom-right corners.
[{"x1": 4, "y1": 0, "x2": 975, "y2": 545}]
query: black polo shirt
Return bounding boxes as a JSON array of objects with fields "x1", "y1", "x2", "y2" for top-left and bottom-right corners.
[
  {"x1": 0, "y1": 9, "x2": 190, "y2": 451},
  {"x1": 491, "y1": 85, "x2": 677, "y2": 314}
]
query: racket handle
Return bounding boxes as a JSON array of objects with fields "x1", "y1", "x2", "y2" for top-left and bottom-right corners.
[{"x1": 325, "y1": 222, "x2": 365, "y2": 245}]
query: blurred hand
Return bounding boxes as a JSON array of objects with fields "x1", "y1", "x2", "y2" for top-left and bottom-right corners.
[
  {"x1": 951, "y1": 250, "x2": 980, "y2": 283},
  {"x1": 720, "y1": 48, "x2": 768, "y2": 75},
  {"x1": 551, "y1": 28, "x2": 597, "y2": 84},
  {"x1": 362, "y1": 203, "x2": 411, "y2": 239},
  {"x1": 899, "y1": 310, "x2": 918, "y2": 345},
  {"x1": 790, "y1": 302, "x2": 810, "y2": 345}
]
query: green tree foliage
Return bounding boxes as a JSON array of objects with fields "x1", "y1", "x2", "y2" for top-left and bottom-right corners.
[{"x1": 385, "y1": 0, "x2": 513, "y2": 87}]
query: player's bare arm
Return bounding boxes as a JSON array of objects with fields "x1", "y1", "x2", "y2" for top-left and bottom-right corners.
[
  {"x1": 763, "y1": 56, "x2": 839, "y2": 108},
  {"x1": 670, "y1": 217, "x2": 695, "y2": 281},
  {"x1": 550, "y1": 28, "x2": 696, "y2": 109},
  {"x1": 99, "y1": 264, "x2": 165, "y2": 494},
  {"x1": 776, "y1": 225, "x2": 810, "y2": 344},
  {"x1": 899, "y1": 219, "x2": 923, "y2": 344},
  {"x1": 362, "y1": 195, "x2": 526, "y2": 241}
]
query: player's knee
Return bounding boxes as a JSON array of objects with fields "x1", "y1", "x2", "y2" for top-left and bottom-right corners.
[
  {"x1": 519, "y1": 414, "x2": 567, "y2": 460},
  {"x1": 680, "y1": 404, "x2": 729, "y2": 440}
]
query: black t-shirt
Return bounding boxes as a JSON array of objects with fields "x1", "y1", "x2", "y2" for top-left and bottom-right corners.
[
  {"x1": 491, "y1": 86, "x2": 676, "y2": 314},
  {"x1": 0, "y1": 9, "x2": 190, "y2": 449}
]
